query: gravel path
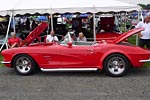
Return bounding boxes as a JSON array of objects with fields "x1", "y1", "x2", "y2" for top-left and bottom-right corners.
[{"x1": 0, "y1": 67, "x2": 150, "y2": 100}]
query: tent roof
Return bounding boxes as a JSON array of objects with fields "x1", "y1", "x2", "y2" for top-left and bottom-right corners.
[{"x1": 0, "y1": 0, "x2": 141, "y2": 16}]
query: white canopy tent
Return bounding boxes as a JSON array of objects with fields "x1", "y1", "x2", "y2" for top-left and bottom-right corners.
[
  {"x1": 0, "y1": 0, "x2": 141, "y2": 51},
  {"x1": 0, "y1": 0, "x2": 140, "y2": 15}
]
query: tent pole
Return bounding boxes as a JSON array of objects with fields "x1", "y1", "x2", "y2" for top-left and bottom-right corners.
[
  {"x1": 47, "y1": 15, "x2": 50, "y2": 34},
  {"x1": 12, "y1": 11, "x2": 16, "y2": 33},
  {"x1": 93, "y1": 13, "x2": 96, "y2": 41},
  {"x1": 50, "y1": 14, "x2": 54, "y2": 31},
  {"x1": 136, "y1": 11, "x2": 140, "y2": 46},
  {"x1": 93, "y1": 5, "x2": 96, "y2": 42},
  {"x1": 0, "y1": 13, "x2": 13, "y2": 51}
]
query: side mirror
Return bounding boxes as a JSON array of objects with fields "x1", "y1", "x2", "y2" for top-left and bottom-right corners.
[{"x1": 67, "y1": 42, "x2": 72, "y2": 47}]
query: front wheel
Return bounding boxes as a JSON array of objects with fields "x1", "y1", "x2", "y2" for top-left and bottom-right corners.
[
  {"x1": 13, "y1": 54, "x2": 36, "y2": 75},
  {"x1": 104, "y1": 54, "x2": 129, "y2": 77}
]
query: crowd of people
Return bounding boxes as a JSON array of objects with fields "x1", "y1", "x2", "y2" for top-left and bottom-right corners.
[{"x1": 16, "y1": 17, "x2": 39, "y2": 32}]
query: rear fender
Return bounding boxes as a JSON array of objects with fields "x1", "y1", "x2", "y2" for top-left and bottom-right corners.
[{"x1": 100, "y1": 50, "x2": 132, "y2": 69}]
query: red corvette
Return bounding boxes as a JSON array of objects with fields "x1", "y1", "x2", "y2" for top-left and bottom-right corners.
[{"x1": 1, "y1": 23, "x2": 150, "y2": 77}]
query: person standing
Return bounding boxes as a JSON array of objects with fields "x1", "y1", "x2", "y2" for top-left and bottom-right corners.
[
  {"x1": 72, "y1": 19, "x2": 80, "y2": 36},
  {"x1": 31, "y1": 20, "x2": 38, "y2": 31},
  {"x1": 135, "y1": 13, "x2": 150, "y2": 49},
  {"x1": 26, "y1": 18, "x2": 30, "y2": 30}
]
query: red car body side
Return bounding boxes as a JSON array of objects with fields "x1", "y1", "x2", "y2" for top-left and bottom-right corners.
[{"x1": 2, "y1": 41, "x2": 149, "y2": 70}]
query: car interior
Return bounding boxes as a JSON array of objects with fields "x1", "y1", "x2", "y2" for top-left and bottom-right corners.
[{"x1": 59, "y1": 32, "x2": 97, "y2": 46}]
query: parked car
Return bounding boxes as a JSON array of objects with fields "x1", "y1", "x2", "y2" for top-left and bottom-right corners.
[{"x1": 1, "y1": 24, "x2": 149, "y2": 77}]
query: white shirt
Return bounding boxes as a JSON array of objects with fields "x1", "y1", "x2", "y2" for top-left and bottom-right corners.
[
  {"x1": 46, "y1": 35, "x2": 58, "y2": 42},
  {"x1": 135, "y1": 21, "x2": 150, "y2": 39},
  {"x1": 77, "y1": 37, "x2": 87, "y2": 42},
  {"x1": 135, "y1": 21, "x2": 145, "y2": 28}
]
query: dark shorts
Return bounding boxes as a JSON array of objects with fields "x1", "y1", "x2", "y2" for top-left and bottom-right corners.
[{"x1": 139, "y1": 39, "x2": 150, "y2": 49}]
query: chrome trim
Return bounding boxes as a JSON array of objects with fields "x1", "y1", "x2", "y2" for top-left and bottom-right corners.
[
  {"x1": 41, "y1": 68, "x2": 98, "y2": 72},
  {"x1": 1, "y1": 61, "x2": 11, "y2": 64},
  {"x1": 139, "y1": 59, "x2": 150, "y2": 63}
]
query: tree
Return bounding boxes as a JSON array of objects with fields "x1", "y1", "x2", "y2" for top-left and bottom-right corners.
[
  {"x1": 138, "y1": 4, "x2": 150, "y2": 10},
  {"x1": 145, "y1": 4, "x2": 150, "y2": 10},
  {"x1": 138, "y1": 4, "x2": 146, "y2": 9}
]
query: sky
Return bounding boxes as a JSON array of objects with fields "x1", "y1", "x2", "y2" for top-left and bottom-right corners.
[{"x1": 118, "y1": 0, "x2": 150, "y2": 4}]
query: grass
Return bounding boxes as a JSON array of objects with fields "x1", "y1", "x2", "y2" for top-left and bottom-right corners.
[
  {"x1": 0, "y1": 35, "x2": 150, "y2": 68},
  {"x1": 0, "y1": 54, "x2": 5, "y2": 67},
  {"x1": 128, "y1": 35, "x2": 137, "y2": 45},
  {"x1": 143, "y1": 63, "x2": 150, "y2": 68}
]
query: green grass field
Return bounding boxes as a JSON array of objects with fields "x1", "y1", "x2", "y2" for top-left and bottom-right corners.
[
  {"x1": 0, "y1": 54, "x2": 5, "y2": 67},
  {"x1": 0, "y1": 35, "x2": 150, "y2": 67}
]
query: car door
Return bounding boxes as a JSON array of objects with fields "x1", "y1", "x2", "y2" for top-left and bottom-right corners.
[
  {"x1": 60, "y1": 44, "x2": 96, "y2": 68},
  {"x1": 39, "y1": 45, "x2": 61, "y2": 69}
]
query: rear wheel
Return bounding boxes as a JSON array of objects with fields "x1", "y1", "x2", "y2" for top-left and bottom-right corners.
[
  {"x1": 13, "y1": 54, "x2": 36, "y2": 75},
  {"x1": 104, "y1": 54, "x2": 129, "y2": 77}
]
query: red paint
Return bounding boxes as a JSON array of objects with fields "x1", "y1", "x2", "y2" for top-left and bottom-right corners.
[{"x1": 114, "y1": 28, "x2": 144, "y2": 43}]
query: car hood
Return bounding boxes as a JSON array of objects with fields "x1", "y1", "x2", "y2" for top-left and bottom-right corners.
[
  {"x1": 20, "y1": 22, "x2": 48, "y2": 47},
  {"x1": 113, "y1": 28, "x2": 144, "y2": 44}
]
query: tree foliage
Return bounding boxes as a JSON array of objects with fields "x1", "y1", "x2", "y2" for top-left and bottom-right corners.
[{"x1": 138, "y1": 4, "x2": 150, "y2": 9}]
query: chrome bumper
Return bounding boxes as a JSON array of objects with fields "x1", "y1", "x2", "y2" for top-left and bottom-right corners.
[
  {"x1": 139, "y1": 59, "x2": 150, "y2": 63},
  {"x1": 1, "y1": 61, "x2": 11, "y2": 64}
]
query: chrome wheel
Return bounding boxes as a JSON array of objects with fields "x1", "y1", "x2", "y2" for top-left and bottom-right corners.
[
  {"x1": 107, "y1": 57, "x2": 125, "y2": 75},
  {"x1": 16, "y1": 57, "x2": 32, "y2": 74},
  {"x1": 104, "y1": 54, "x2": 129, "y2": 77},
  {"x1": 13, "y1": 54, "x2": 36, "y2": 75}
]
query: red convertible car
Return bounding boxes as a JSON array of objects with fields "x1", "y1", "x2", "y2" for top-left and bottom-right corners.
[{"x1": 1, "y1": 22, "x2": 150, "y2": 77}]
